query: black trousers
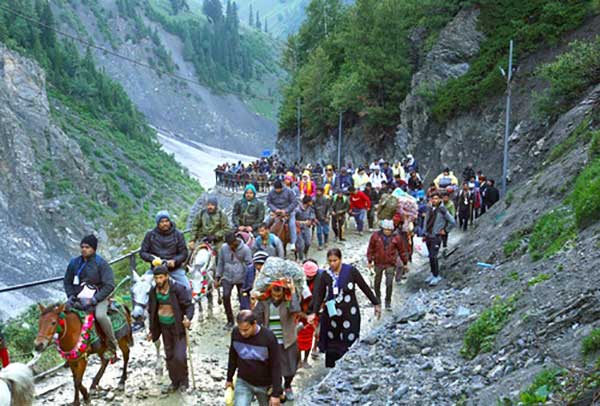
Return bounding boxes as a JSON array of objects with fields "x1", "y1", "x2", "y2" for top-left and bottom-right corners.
[
  {"x1": 331, "y1": 215, "x2": 345, "y2": 239},
  {"x1": 458, "y1": 210, "x2": 469, "y2": 231},
  {"x1": 441, "y1": 233, "x2": 449, "y2": 248},
  {"x1": 161, "y1": 324, "x2": 188, "y2": 388},
  {"x1": 426, "y1": 235, "x2": 441, "y2": 277},
  {"x1": 367, "y1": 208, "x2": 375, "y2": 229},
  {"x1": 325, "y1": 350, "x2": 344, "y2": 368},
  {"x1": 221, "y1": 280, "x2": 242, "y2": 323}
]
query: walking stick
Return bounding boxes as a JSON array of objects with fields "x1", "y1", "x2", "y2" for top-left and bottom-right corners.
[{"x1": 183, "y1": 316, "x2": 196, "y2": 390}]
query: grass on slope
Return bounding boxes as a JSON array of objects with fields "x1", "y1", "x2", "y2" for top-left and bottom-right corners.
[{"x1": 431, "y1": 0, "x2": 596, "y2": 122}]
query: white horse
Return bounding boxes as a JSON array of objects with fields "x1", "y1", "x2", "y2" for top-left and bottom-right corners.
[
  {"x1": 187, "y1": 242, "x2": 217, "y2": 316},
  {"x1": 130, "y1": 271, "x2": 163, "y2": 377},
  {"x1": 0, "y1": 363, "x2": 34, "y2": 406}
]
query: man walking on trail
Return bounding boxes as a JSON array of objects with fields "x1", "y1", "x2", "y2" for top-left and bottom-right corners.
[
  {"x1": 141, "y1": 211, "x2": 190, "y2": 290},
  {"x1": 369, "y1": 166, "x2": 386, "y2": 190},
  {"x1": 483, "y1": 179, "x2": 500, "y2": 211},
  {"x1": 456, "y1": 183, "x2": 473, "y2": 231},
  {"x1": 331, "y1": 189, "x2": 349, "y2": 242},
  {"x1": 148, "y1": 265, "x2": 194, "y2": 394},
  {"x1": 367, "y1": 220, "x2": 409, "y2": 310},
  {"x1": 441, "y1": 192, "x2": 456, "y2": 254},
  {"x1": 314, "y1": 186, "x2": 331, "y2": 250},
  {"x1": 253, "y1": 223, "x2": 285, "y2": 258},
  {"x1": 232, "y1": 184, "x2": 265, "y2": 235},
  {"x1": 423, "y1": 192, "x2": 456, "y2": 286},
  {"x1": 216, "y1": 233, "x2": 253, "y2": 328},
  {"x1": 294, "y1": 196, "x2": 316, "y2": 261},
  {"x1": 267, "y1": 180, "x2": 299, "y2": 253},
  {"x1": 240, "y1": 251, "x2": 269, "y2": 310},
  {"x1": 364, "y1": 182, "x2": 380, "y2": 230},
  {"x1": 226, "y1": 310, "x2": 282, "y2": 406},
  {"x1": 189, "y1": 197, "x2": 230, "y2": 253},
  {"x1": 462, "y1": 163, "x2": 476, "y2": 182},
  {"x1": 64, "y1": 234, "x2": 119, "y2": 360},
  {"x1": 348, "y1": 186, "x2": 371, "y2": 235},
  {"x1": 352, "y1": 166, "x2": 370, "y2": 191}
]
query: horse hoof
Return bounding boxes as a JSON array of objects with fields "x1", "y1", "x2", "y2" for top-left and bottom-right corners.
[{"x1": 117, "y1": 382, "x2": 125, "y2": 391}]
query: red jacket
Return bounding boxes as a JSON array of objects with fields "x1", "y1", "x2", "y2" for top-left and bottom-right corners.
[
  {"x1": 367, "y1": 231, "x2": 409, "y2": 267},
  {"x1": 349, "y1": 191, "x2": 371, "y2": 210}
]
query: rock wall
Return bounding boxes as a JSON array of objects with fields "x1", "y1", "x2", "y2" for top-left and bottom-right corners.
[{"x1": 0, "y1": 44, "x2": 103, "y2": 317}]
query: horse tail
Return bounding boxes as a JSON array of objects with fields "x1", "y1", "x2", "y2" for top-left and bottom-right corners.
[
  {"x1": 0, "y1": 363, "x2": 34, "y2": 406},
  {"x1": 123, "y1": 305, "x2": 134, "y2": 347}
]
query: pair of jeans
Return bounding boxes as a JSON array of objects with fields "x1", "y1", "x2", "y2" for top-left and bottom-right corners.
[
  {"x1": 426, "y1": 235, "x2": 442, "y2": 277},
  {"x1": 351, "y1": 209, "x2": 367, "y2": 232},
  {"x1": 296, "y1": 227, "x2": 312, "y2": 260},
  {"x1": 95, "y1": 299, "x2": 118, "y2": 348},
  {"x1": 161, "y1": 324, "x2": 188, "y2": 388},
  {"x1": 234, "y1": 377, "x2": 270, "y2": 406},
  {"x1": 221, "y1": 280, "x2": 242, "y2": 324},
  {"x1": 268, "y1": 212, "x2": 297, "y2": 245},
  {"x1": 374, "y1": 266, "x2": 395, "y2": 306},
  {"x1": 316, "y1": 219, "x2": 329, "y2": 246}
]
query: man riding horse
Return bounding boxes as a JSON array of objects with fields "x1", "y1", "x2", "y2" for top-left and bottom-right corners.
[
  {"x1": 63, "y1": 235, "x2": 119, "y2": 361},
  {"x1": 266, "y1": 180, "x2": 298, "y2": 254},
  {"x1": 232, "y1": 184, "x2": 265, "y2": 236},
  {"x1": 189, "y1": 197, "x2": 230, "y2": 253}
]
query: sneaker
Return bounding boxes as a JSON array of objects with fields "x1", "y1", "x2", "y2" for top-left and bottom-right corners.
[
  {"x1": 425, "y1": 275, "x2": 434, "y2": 283},
  {"x1": 429, "y1": 276, "x2": 442, "y2": 286},
  {"x1": 178, "y1": 384, "x2": 190, "y2": 395},
  {"x1": 304, "y1": 362, "x2": 312, "y2": 369},
  {"x1": 385, "y1": 303, "x2": 392, "y2": 311},
  {"x1": 311, "y1": 350, "x2": 320, "y2": 360},
  {"x1": 225, "y1": 321, "x2": 234, "y2": 329},
  {"x1": 285, "y1": 388, "x2": 294, "y2": 401},
  {"x1": 339, "y1": 238, "x2": 347, "y2": 242},
  {"x1": 318, "y1": 245, "x2": 324, "y2": 251}
]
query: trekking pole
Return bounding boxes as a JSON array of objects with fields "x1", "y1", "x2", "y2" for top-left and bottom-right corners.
[
  {"x1": 183, "y1": 316, "x2": 197, "y2": 390},
  {"x1": 109, "y1": 275, "x2": 131, "y2": 298}
]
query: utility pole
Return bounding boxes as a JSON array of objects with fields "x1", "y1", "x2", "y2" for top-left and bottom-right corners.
[
  {"x1": 337, "y1": 111, "x2": 343, "y2": 169},
  {"x1": 296, "y1": 97, "x2": 301, "y2": 162},
  {"x1": 501, "y1": 40, "x2": 514, "y2": 198}
]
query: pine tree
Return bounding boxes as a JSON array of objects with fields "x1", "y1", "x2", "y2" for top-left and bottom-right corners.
[
  {"x1": 39, "y1": 1, "x2": 57, "y2": 50},
  {"x1": 256, "y1": 10, "x2": 261, "y2": 30},
  {"x1": 248, "y1": 3, "x2": 253, "y2": 27},
  {"x1": 264, "y1": 17, "x2": 268, "y2": 33}
]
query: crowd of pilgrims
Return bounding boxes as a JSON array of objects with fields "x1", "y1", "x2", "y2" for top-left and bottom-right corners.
[{"x1": 48, "y1": 154, "x2": 502, "y2": 406}]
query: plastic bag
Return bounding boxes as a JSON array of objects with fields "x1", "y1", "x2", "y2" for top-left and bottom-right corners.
[
  {"x1": 413, "y1": 236, "x2": 429, "y2": 258},
  {"x1": 253, "y1": 257, "x2": 306, "y2": 293},
  {"x1": 225, "y1": 387, "x2": 234, "y2": 406}
]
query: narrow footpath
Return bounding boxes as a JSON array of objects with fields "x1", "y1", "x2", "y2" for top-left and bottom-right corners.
[{"x1": 34, "y1": 228, "x2": 462, "y2": 406}]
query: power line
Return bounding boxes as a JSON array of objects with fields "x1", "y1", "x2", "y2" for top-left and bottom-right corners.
[{"x1": 0, "y1": 3, "x2": 277, "y2": 103}]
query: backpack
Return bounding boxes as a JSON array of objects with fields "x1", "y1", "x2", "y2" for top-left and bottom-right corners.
[{"x1": 377, "y1": 194, "x2": 397, "y2": 220}]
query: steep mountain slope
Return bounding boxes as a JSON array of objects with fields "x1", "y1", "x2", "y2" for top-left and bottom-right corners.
[
  {"x1": 277, "y1": 0, "x2": 599, "y2": 183},
  {"x1": 50, "y1": 0, "x2": 284, "y2": 155},
  {"x1": 235, "y1": 0, "x2": 311, "y2": 38},
  {"x1": 0, "y1": 1, "x2": 202, "y2": 318}
]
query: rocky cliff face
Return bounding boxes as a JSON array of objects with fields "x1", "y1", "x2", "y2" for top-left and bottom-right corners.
[{"x1": 0, "y1": 44, "x2": 102, "y2": 318}]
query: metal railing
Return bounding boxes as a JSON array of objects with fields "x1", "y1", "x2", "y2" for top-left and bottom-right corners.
[
  {"x1": 0, "y1": 229, "x2": 191, "y2": 294},
  {"x1": 0, "y1": 228, "x2": 192, "y2": 381}
]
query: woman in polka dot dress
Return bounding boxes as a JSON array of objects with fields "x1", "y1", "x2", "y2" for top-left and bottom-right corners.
[{"x1": 307, "y1": 248, "x2": 381, "y2": 368}]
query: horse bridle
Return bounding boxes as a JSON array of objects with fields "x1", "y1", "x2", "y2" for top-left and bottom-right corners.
[{"x1": 36, "y1": 313, "x2": 68, "y2": 348}]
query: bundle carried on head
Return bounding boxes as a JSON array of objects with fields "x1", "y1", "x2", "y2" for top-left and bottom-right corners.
[
  {"x1": 253, "y1": 257, "x2": 306, "y2": 294},
  {"x1": 396, "y1": 195, "x2": 419, "y2": 221}
]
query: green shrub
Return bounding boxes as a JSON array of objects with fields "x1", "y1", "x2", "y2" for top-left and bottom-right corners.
[
  {"x1": 528, "y1": 207, "x2": 576, "y2": 261},
  {"x1": 589, "y1": 130, "x2": 600, "y2": 160},
  {"x1": 461, "y1": 294, "x2": 519, "y2": 359},
  {"x1": 536, "y1": 36, "x2": 600, "y2": 116},
  {"x1": 582, "y1": 328, "x2": 600, "y2": 356},
  {"x1": 518, "y1": 368, "x2": 565, "y2": 405},
  {"x1": 503, "y1": 229, "x2": 529, "y2": 257},
  {"x1": 527, "y1": 273, "x2": 551, "y2": 287},
  {"x1": 570, "y1": 157, "x2": 600, "y2": 229}
]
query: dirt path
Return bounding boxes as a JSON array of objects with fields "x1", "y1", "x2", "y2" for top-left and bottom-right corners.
[{"x1": 35, "y1": 226, "x2": 450, "y2": 405}]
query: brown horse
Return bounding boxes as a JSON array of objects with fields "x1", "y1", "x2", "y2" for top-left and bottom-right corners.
[
  {"x1": 34, "y1": 303, "x2": 133, "y2": 406},
  {"x1": 270, "y1": 213, "x2": 292, "y2": 258}
]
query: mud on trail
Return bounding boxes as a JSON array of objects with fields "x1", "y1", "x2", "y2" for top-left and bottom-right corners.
[{"x1": 34, "y1": 229, "x2": 451, "y2": 405}]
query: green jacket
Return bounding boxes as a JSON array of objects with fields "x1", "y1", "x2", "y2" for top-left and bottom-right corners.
[
  {"x1": 331, "y1": 195, "x2": 349, "y2": 215},
  {"x1": 232, "y1": 197, "x2": 265, "y2": 230},
  {"x1": 191, "y1": 209, "x2": 230, "y2": 243},
  {"x1": 444, "y1": 200, "x2": 456, "y2": 217}
]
